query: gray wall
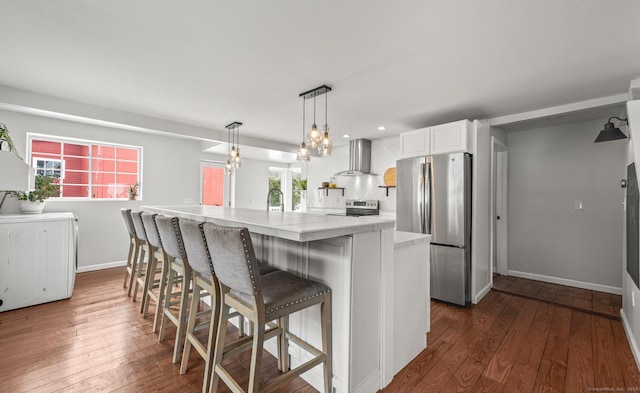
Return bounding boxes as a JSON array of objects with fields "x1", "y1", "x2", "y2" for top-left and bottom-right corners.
[
  {"x1": 507, "y1": 117, "x2": 626, "y2": 288},
  {"x1": 0, "y1": 109, "x2": 203, "y2": 269}
]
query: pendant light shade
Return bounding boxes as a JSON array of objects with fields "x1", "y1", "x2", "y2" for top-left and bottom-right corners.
[
  {"x1": 297, "y1": 95, "x2": 311, "y2": 161},
  {"x1": 299, "y1": 85, "x2": 333, "y2": 159},
  {"x1": 594, "y1": 116, "x2": 628, "y2": 143}
]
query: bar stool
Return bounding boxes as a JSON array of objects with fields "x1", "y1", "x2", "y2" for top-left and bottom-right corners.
[
  {"x1": 155, "y1": 215, "x2": 192, "y2": 364},
  {"x1": 179, "y1": 219, "x2": 283, "y2": 393},
  {"x1": 120, "y1": 208, "x2": 140, "y2": 296},
  {"x1": 130, "y1": 210, "x2": 151, "y2": 309},
  {"x1": 203, "y1": 223, "x2": 333, "y2": 393},
  {"x1": 141, "y1": 212, "x2": 167, "y2": 332}
]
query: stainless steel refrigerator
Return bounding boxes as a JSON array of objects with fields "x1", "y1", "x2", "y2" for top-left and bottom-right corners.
[{"x1": 396, "y1": 153, "x2": 472, "y2": 306}]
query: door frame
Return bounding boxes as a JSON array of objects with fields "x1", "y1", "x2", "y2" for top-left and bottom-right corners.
[
  {"x1": 200, "y1": 160, "x2": 234, "y2": 207},
  {"x1": 490, "y1": 137, "x2": 508, "y2": 277}
]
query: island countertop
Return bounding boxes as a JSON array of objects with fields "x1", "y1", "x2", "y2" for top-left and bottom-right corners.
[{"x1": 142, "y1": 205, "x2": 395, "y2": 242}]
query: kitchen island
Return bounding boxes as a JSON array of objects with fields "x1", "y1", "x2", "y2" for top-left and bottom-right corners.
[{"x1": 142, "y1": 205, "x2": 428, "y2": 393}]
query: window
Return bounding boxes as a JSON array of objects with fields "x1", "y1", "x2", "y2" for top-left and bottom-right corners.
[
  {"x1": 28, "y1": 134, "x2": 142, "y2": 199},
  {"x1": 268, "y1": 167, "x2": 305, "y2": 212}
]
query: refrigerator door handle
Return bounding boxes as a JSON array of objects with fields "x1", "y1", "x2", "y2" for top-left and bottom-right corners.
[
  {"x1": 425, "y1": 160, "x2": 431, "y2": 234},
  {"x1": 419, "y1": 162, "x2": 426, "y2": 234}
]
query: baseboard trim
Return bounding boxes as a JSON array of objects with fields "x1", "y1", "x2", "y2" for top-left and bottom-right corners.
[
  {"x1": 621, "y1": 309, "x2": 640, "y2": 372},
  {"x1": 76, "y1": 260, "x2": 127, "y2": 273},
  {"x1": 507, "y1": 270, "x2": 622, "y2": 295},
  {"x1": 473, "y1": 282, "x2": 493, "y2": 304}
]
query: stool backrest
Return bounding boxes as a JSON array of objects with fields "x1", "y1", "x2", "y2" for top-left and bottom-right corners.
[
  {"x1": 141, "y1": 212, "x2": 162, "y2": 248},
  {"x1": 202, "y1": 223, "x2": 260, "y2": 296},
  {"x1": 130, "y1": 210, "x2": 148, "y2": 242},
  {"x1": 155, "y1": 215, "x2": 186, "y2": 260},
  {"x1": 179, "y1": 218, "x2": 213, "y2": 277},
  {"x1": 121, "y1": 208, "x2": 137, "y2": 237}
]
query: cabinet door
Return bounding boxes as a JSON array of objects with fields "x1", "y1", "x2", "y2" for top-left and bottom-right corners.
[
  {"x1": 0, "y1": 228, "x2": 12, "y2": 311},
  {"x1": 430, "y1": 120, "x2": 471, "y2": 154},
  {"x1": 400, "y1": 127, "x2": 430, "y2": 158},
  {"x1": 38, "y1": 221, "x2": 70, "y2": 302}
]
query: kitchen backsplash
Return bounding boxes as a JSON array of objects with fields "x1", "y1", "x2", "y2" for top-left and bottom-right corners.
[{"x1": 303, "y1": 135, "x2": 399, "y2": 213}]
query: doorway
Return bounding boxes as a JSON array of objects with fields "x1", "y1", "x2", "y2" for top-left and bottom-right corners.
[
  {"x1": 200, "y1": 160, "x2": 233, "y2": 207},
  {"x1": 490, "y1": 137, "x2": 508, "y2": 277}
]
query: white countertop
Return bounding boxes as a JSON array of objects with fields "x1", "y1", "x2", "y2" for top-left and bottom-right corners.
[
  {"x1": 142, "y1": 205, "x2": 395, "y2": 242},
  {"x1": 394, "y1": 230, "x2": 431, "y2": 249}
]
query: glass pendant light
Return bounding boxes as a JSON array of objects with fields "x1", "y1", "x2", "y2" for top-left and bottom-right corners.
[
  {"x1": 318, "y1": 90, "x2": 333, "y2": 156},
  {"x1": 297, "y1": 96, "x2": 311, "y2": 161},
  {"x1": 307, "y1": 95, "x2": 321, "y2": 148},
  {"x1": 232, "y1": 123, "x2": 243, "y2": 168},
  {"x1": 224, "y1": 126, "x2": 234, "y2": 175}
]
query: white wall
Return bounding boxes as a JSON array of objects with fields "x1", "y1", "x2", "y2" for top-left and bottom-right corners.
[
  {"x1": 0, "y1": 109, "x2": 204, "y2": 270},
  {"x1": 507, "y1": 117, "x2": 626, "y2": 290},
  {"x1": 305, "y1": 136, "x2": 400, "y2": 214},
  {"x1": 472, "y1": 120, "x2": 491, "y2": 302},
  {"x1": 623, "y1": 99, "x2": 640, "y2": 369},
  {"x1": 233, "y1": 158, "x2": 289, "y2": 210}
]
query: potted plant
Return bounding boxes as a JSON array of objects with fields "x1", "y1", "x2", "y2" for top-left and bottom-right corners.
[
  {"x1": 0, "y1": 123, "x2": 23, "y2": 159},
  {"x1": 8, "y1": 175, "x2": 60, "y2": 214},
  {"x1": 128, "y1": 182, "x2": 140, "y2": 200}
]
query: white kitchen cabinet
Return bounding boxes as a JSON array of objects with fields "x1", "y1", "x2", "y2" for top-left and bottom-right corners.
[
  {"x1": 393, "y1": 231, "x2": 430, "y2": 375},
  {"x1": 430, "y1": 119, "x2": 473, "y2": 155},
  {"x1": 0, "y1": 213, "x2": 77, "y2": 312},
  {"x1": 400, "y1": 127, "x2": 431, "y2": 158}
]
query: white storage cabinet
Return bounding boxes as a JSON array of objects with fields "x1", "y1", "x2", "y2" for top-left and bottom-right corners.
[
  {"x1": 400, "y1": 119, "x2": 473, "y2": 158},
  {"x1": 0, "y1": 212, "x2": 77, "y2": 312}
]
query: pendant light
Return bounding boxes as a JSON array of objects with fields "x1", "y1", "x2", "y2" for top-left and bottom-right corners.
[
  {"x1": 232, "y1": 122, "x2": 243, "y2": 168},
  {"x1": 307, "y1": 95, "x2": 321, "y2": 148},
  {"x1": 298, "y1": 85, "x2": 333, "y2": 159},
  {"x1": 297, "y1": 94, "x2": 311, "y2": 161},
  {"x1": 319, "y1": 89, "x2": 333, "y2": 156},
  {"x1": 594, "y1": 116, "x2": 628, "y2": 143},
  {"x1": 224, "y1": 124, "x2": 234, "y2": 175}
]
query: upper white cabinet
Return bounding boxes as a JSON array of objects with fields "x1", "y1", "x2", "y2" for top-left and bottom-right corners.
[
  {"x1": 430, "y1": 120, "x2": 473, "y2": 155},
  {"x1": 400, "y1": 119, "x2": 473, "y2": 158},
  {"x1": 400, "y1": 127, "x2": 431, "y2": 158}
]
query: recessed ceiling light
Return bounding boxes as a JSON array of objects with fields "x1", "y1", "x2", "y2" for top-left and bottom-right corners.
[
  {"x1": 342, "y1": 134, "x2": 350, "y2": 138},
  {"x1": 377, "y1": 126, "x2": 386, "y2": 131}
]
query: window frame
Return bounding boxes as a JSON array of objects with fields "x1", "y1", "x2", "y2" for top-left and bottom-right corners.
[{"x1": 27, "y1": 133, "x2": 143, "y2": 201}]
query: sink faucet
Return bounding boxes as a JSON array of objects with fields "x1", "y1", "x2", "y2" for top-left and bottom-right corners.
[{"x1": 267, "y1": 188, "x2": 284, "y2": 212}]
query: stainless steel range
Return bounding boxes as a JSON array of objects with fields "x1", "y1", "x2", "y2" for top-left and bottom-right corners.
[{"x1": 345, "y1": 199, "x2": 379, "y2": 216}]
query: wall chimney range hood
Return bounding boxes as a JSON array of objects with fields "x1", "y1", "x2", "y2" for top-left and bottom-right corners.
[{"x1": 334, "y1": 139, "x2": 374, "y2": 176}]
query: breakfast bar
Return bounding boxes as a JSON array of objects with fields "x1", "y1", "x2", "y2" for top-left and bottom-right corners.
[{"x1": 142, "y1": 205, "x2": 425, "y2": 393}]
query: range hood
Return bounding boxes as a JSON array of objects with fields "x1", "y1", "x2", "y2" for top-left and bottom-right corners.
[{"x1": 334, "y1": 139, "x2": 374, "y2": 176}]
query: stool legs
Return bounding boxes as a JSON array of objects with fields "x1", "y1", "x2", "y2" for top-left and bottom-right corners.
[
  {"x1": 321, "y1": 293, "x2": 333, "y2": 393},
  {"x1": 125, "y1": 237, "x2": 140, "y2": 296}
]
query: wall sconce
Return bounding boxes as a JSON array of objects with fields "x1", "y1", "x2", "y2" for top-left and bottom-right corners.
[{"x1": 595, "y1": 116, "x2": 628, "y2": 143}]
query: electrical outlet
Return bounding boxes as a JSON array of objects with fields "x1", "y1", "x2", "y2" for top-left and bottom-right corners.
[{"x1": 574, "y1": 200, "x2": 583, "y2": 211}]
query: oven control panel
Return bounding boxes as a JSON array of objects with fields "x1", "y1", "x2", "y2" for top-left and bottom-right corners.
[{"x1": 345, "y1": 200, "x2": 379, "y2": 209}]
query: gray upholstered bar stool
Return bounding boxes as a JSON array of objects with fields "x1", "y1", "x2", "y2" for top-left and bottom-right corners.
[
  {"x1": 141, "y1": 212, "x2": 168, "y2": 332},
  {"x1": 178, "y1": 218, "x2": 219, "y2": 393},
  {"x1": 130, "y1": 210, "x2": 151, "y2": 308},
  {"x1": 179, "y1": 219, "x2": 282, "y2": 393},
  {"x1": 203, "y1": 223, "x2": 333, "y2": 393},
  {"x1": 120, "y1": 208, "x2": 140, "y2": 296},
  {"x1": 155, "y1": 215, "x2": 192, "y2": 364}
]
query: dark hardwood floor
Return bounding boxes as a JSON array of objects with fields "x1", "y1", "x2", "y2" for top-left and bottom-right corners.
[
  {"x1": 1, "y1": 268, "x2": 639, "y2": 392},
  {"x1": 493, "y1": 274, "x2": 622, "y2": 320},
  {"x1": 381, "y1": 291, "x2": 640, "y2": 392},
  {"x1": 0, "y1": 267, "x2": 315, "y2": 393}
]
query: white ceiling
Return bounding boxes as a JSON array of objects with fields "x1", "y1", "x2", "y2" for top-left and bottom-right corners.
[{"x1": 0, "y1": 0, "x2": 639, "y2": 146}]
